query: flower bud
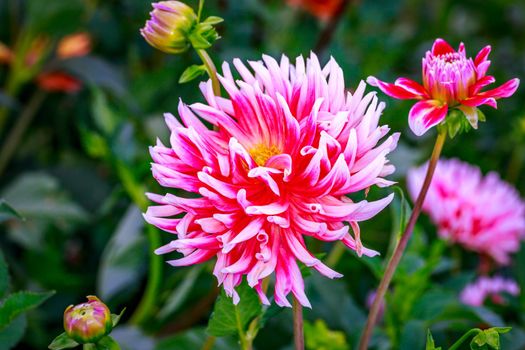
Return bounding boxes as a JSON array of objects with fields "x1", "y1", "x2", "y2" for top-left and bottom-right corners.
[
  {"x1": 140, "y1": 1, "x2": 197, "y2": 54},
  {"x1": 63, "y1": 296, "x2": 112, "y2": 344}
]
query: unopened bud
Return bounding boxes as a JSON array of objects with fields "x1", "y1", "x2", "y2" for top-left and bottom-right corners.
[
  {"x1": 63, "y1": 296, "x2": 112, "y2": 344},
  {"x1": 140, "y1": 1, "x2": 197, "y2": 54}
]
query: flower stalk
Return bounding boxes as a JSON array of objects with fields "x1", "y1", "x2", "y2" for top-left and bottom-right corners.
[
  {"x1": 293, "y1": 297, "x2": 305, "y2": 350},
  {"x1": 197, "y1": 49, "x2": 220, "y2": 96},
  {"x1": 0, "y1": 89, "x2": 46, "y2": 177},
  {"x1": 358, "y1": 128, "x2": 447, "y2": 350}
]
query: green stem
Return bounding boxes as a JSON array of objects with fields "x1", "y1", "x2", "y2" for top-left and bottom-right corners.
[
  {"x1": 117, "y1": 163, "x2": 163, "y2": 326},
  {"x1": 293, "y1": 297, "x2": 305, "y2": 350},
  {"x1": 326, "y1": 241, "x2": 346, "y2": 267},
  {"x1": 197, "y1": 0, "x2": 205, "y2": 22},
  {"x1": 358, "y1": 129, "x2": 447, "y2": 350},
  {"x1": 0, "y1": 89, "x2": 46, "y2": 177},
  {"x1": 236, "y1": 306, "x2": 252, "y2": 350},
  {"x1": 201, "y1": 336, "x2": 216, "y2": 350},
  {"x1": 197, "y1": 49, "x2": 221, "y2": 96},
  {"x1": 448, "y1": 328, "x2": 481, "y2": 350}
]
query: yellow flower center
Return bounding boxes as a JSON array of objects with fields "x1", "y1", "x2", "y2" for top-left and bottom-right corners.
[{"x1": 249, "y1": 144, "x2": 281, "y2": 166}]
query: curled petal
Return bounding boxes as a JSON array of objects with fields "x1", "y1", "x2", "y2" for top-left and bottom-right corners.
[{"x1": 408, "y1": 100, "x2": 448, "y2": 136}]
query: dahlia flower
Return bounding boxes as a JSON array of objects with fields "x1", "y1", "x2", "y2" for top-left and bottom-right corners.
[
  {"x1": 144, "y1": 53, "x2": 399, "y2": 307},
  {"x1": 287, "y1": 0, "x2": 343, "y2": 21},
  {"x1": 460, "y1": 276, "x2": 519, "y2": 307},
  {"x1": 407, "y1": 159, "x2": 525, "y2": 265},
  {"x1": 368, "y1": 38, "x2": 520, "y2": 136},
  {"x1": 63, "y1": 296, "x2": 112, "y2": 344}
]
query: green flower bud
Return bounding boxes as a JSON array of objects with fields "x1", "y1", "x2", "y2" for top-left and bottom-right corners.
[{"x1": 140, "y1": 1, "x2": 197, "y2": 54}]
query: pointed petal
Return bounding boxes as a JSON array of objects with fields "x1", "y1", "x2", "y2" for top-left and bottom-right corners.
[
  {"x1": 367, "y1": 76, "x2": 426, "y2": 100},
  {"x1": 478, "y1": 78, "x2": 520, "y2": 99},
  {"x1": 408, "y1": 100, "x2": 448, "y2": 136},
  {"x1": 432, "y1": 38, "x2": 455, "y2": 56}
]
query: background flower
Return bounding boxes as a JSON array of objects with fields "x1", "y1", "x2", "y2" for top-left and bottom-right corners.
[
  {"x1": 145, "y1": 53, "x2": 398, "y2": 307},
  {"x1": 460, "y1": 276, "x2": 519, "y2": 307},
  {"x1": 407, "y1": 158, "x2": 525, "y2": 265},
  {"x1": 368, "y1": 38, "x2": 519, "y2": 136},
  {"x1": 286, "y1": 0, "x2": 344, "y2": 21}
]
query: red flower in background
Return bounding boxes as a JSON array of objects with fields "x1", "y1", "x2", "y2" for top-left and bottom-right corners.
[
  {"x1": 37, "y1": 33, "x2": 92, "y2": 93},
  {"x1": 287, "y1": 0, "x2": 343, "y2": 21},
  {"x1": 37, "y1": 72, "x2": 82, "y2": 93},
  {"x1": 368, "y1": 38, "x2": 520, "y2": 136}
]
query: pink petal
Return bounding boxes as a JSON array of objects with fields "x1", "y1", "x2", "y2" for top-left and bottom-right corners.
[
  {"x1": 431, "y1": 38, "x2": 455, "y2": 56},
  {"x1": 474, "y1": 45, "x2": 491, "y2": 68},
  {"x1": 367, "y1": 76, "x2": 426, "y2": 100},
  {"x1": 408, "y1": 100, "x2": 448, "y2": 136},
  {"x1": 478, "y1": 78, "x2": 520, "y2": 99}
]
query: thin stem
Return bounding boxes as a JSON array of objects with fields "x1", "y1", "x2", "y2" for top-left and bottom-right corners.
[
  {"x1": 197, "y1": 49, "x2": 221, "y2": 96},
  {"x1": 448, "y1": 328, "x2": 481, "y2": 350},
  {"x1": 358, "y1": 129, "x2": 447, "y2": 350},
  {"x1": 293, "y1": 297, "x2": 305, "y2": 350},
  {"x1": 236, "y1": 304, "x2": 252, "y2": 350},
  {"x1": 313, "y1": 0, "x2": 351, "y2": 56},
  {"x1": 197, "y1": 0, "x2": 205, "y2": 22},
  {"x1": 0, "y1": 89, "x2": 46, "y2": 177},
  {"x1": 201, "y1": 336, "x2": 216, "y2": 350}
]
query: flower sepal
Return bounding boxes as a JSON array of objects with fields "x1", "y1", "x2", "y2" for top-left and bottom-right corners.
[
  {"x1": 188, "y1": 16, "x2": 223, "y2": 50},
  {"x1": 440, "y1": 109, "x2": 477, "y2": 139}
]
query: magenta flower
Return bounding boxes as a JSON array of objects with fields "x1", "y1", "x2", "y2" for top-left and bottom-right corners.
[
  {"x1": 460, "y1": 276, "x2": 519, "y2": 307},
  {"x1": 407, "y1": 159, "x2": 525, "y2": 265},
  {"x1": 368, "y1": 38, "x2": 520, "y2": 136},
  {"x1": 63, "y1": 296, "x2": 112, "y2": 344},
  {"x1": 144, "y1": 53, "x2": 399, "y2": 307}
]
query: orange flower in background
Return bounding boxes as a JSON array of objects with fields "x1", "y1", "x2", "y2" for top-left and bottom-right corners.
[
  {"x1": 287, "y1": 0, "x2": 344, "y2": 21},
  {"x1": 37, "y1": 72, "x2": 82, "y2": 93},
  {"x1": 57, "y1": 32, "x2": 92, "y2": 59},
  {"x1": 37, "y1": 32, "x2": 92, "y2": 93},
  {"x1": 0, "y1": 42, "x2": 13, "y2": 64}
]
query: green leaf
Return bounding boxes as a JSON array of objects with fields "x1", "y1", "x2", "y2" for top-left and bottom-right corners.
[
  {"x1": 111, "y1": 308, "x2": 126, "y2": 327},
  {"x1": 95, "y1": 336, "x2": 121, "y2": 350},
  {"x1": 48, "y1": 332, "x2": 79, "y2": 350},
  {"x1": 179, "y1": 65, "x2": 207, "y2": 84},
  {"x1": 425, "y1": 330, "x2": 442, "y2": 350},
  {"x1": 304, "y1": 320, "x2": 349, "y2": 350},
  {"x1": 201, "y1": 16, "x2": 224, "y2": 25},
  {"x1": 155, "y1": 328, "x2": 236, "y2": 350},
  {"x1": 97, "y1": 205, "x2": 146, "y2": 301},
  {"x1": 207, "y1": 282, "x2": 262, "y2": 337},
  {"x1": 0, "y1": 315, "x2": 26, "y2": 350},
  {"x1": 0, "y1": 200, "x2": 24, "y2": 223},
  {"x1": 471, "y1": 327, "x2": 511, "y2": 350},
  {"x1": 0, "y1": 290, "x2": 55, "y2": 329},
  {"x1": 158, "y1": 265, "x2": 201, "y2": 319},
  {"x1": 91, "y1": 88, "x2": 119, "y2": 136}
]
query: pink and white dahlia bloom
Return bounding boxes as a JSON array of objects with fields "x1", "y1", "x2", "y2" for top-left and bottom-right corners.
[
  {"x1": 460, "y1": 276, "x2": 520, "y2": 307},
  {"x1": 407, "y1": 159, "x2": 525, "y2": 265},
  {"x1": 368, "y1": 38, "x2": 520, "y2": 136},
  {"x1": 144, "y1": 53, "x2": 399, "y2": 307}
]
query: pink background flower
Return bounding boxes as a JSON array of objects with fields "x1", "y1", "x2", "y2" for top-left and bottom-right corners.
[
  {"x1": 460, "y1": 276, "x2": 519, "y2": 307},
  {"x1": 407, "y1": 158, "x2": 525, "y2": 265}
]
